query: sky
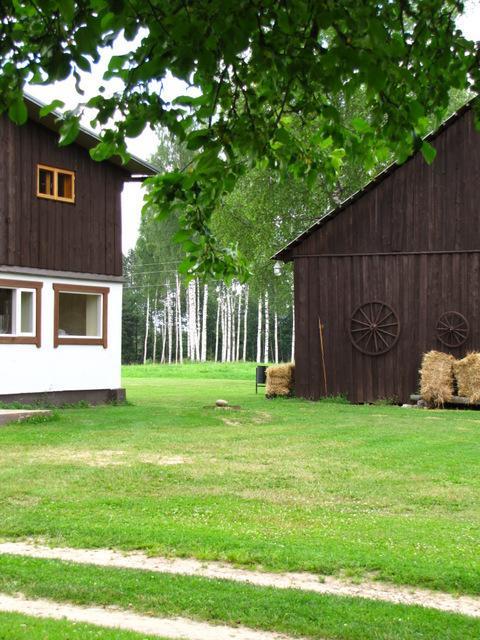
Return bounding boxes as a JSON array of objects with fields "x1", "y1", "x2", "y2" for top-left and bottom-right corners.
[{"x1": 27, "y1": 3, "x2": 480, "y2": 254}]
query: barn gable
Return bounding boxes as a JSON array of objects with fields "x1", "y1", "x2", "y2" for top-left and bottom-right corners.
[{"x1": 275, "y1": 101, "x2": 478, "y2": 262}]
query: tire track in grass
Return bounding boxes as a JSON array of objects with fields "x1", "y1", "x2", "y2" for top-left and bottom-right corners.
[
  {"x1": 0, "y1": 541, "x2": 479, "y2": 618},
  {"x1": 0, "y1": 593, "x2": 302, "y2": 640}
]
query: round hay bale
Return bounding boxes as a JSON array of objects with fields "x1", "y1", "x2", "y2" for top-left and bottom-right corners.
[{"x1": 419, "y1": 351, "x2": 455, "y2": 407}]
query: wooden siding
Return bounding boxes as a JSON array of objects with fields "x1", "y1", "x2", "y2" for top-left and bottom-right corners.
[
  {"x1": 290, "y1": 106, "x2": 480, "y2": 402},
  {"x1": 0, "y1": 114, "x2": 126, "y2": 276},
  {"x1": 288, "y1": 109, "x2": 480, "y2": 259}
]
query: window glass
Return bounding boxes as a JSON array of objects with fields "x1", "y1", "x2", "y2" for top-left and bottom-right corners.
[
  {"x1": 0, "y1": 289, "x2": 13, "y2": 334},
  {"x1": 58, "y1": 293, "x2": 100, "y2": 337},
  {"x1": 38, "y1": 168, "x2": 54, "y2": 196},
  {"x1": 58, "y1": 172, "x2": 73, "y2": 199},
  {"x1": 20, "y1": 290, "x2": 34, "y2": 334}
]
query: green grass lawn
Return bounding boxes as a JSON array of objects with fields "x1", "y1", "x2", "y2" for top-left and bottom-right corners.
[{"x1": 0, "y1": 361, "x2": 479, "y2": 601}]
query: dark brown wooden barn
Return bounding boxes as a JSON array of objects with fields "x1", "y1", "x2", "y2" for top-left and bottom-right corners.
[{"x1": 274, "y1": 101, "x2": 480, "y2": 403}]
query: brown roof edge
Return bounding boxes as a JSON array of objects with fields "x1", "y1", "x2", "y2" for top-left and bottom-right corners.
[
  {"x1": 272, "y1": 98, "x2": 477, "y2": 263},
  {"x1": 24, "y1": 93, "x2": 159, "y2": 177}
]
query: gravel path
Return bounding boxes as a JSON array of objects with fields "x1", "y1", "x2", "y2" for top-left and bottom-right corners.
[
  {"x1": 0, "y1": 541, "x2": 478, "y2": 618},
  {"x1": 0, "y1": 593, "x2": 299, "y2": 640}
]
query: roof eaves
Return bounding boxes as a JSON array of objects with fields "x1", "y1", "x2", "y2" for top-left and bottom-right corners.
[{"x1": 24, "y1": 93, "x2": 159, "y2": 177}]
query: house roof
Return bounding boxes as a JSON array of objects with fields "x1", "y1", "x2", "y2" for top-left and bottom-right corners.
[
  {"x1": 24, "y1": 93, "x2": 158, "y2": 177},
  {"x1": 273, "y1": 99, "x2": 475, "y2": 262}
]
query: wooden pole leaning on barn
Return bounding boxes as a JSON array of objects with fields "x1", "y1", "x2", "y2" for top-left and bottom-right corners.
[{"x1": 318, "y1": 317, "x2": 328, "y2": 396}]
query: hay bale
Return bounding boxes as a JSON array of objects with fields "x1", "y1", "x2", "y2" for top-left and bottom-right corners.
[
  {"x1": 453, "y1": 352, "x2": 480, "y2": 403},
  {"x1": 419, "y1": 351, "x2": 455, "y2": 407},
  {"x1": 266, "y1": 363, "x2": 295, "y2": 397}
]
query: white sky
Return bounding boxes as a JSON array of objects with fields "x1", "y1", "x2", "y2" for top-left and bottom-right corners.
[{"x1": 27, "y1": 4, "x2": 480, "y2": 254}]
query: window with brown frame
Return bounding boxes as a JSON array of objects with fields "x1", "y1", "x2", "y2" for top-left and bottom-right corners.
[
  {"x1": 0, "y1": 279, "x2": 42, "y2": 347},
  {"x1": 37, "y1": 164, "x2": 75, "y2": 203},
  {"x1": 53, "y1": 284, "x2": 109, "y2": 348}
]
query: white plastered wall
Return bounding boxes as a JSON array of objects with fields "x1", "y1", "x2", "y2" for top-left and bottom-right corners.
[{"x1": 0, "y1": 272, "x2": 122, "y2": 394}]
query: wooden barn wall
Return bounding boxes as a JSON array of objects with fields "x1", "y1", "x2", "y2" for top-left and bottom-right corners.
[
  {"x1": 0, "y1": 114, "x2": 125, "y2": 276},
  {"x1": 294, "y1": 253, "x2": 480, "y2": 403},
  {"x1": 290, "y1": 109, "x2": 480, "y2": 258}
]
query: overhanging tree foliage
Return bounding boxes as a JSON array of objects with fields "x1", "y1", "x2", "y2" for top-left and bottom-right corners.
[{"x1": 1, "y1": 1, "x2": 478, "y2": 277}]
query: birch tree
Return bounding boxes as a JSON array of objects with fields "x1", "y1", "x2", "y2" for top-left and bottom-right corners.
[
  {"x1": 274, "y1": 311, "x2": 279, "y2": 364},
  {"x1": 143, "y1": 293, "x2": 150, "y2": 365},
  {"x1": 201, "y1": 283, "x2": 208, "y2": 361},
  {"x1": 264, "y1": 291, "x2": 269, "y2": 363},
  {"x1": 175, "y1": 274, "x2": 183, "y2": 364},
  {"x1": 256, "y1": 297, "x2": 262, "y2": 363},
  {"x1": 242, "y1": 285, "x2": 249, "y2": 362}
]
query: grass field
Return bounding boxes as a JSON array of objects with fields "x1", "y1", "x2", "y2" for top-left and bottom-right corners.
[{"x1": 0, "y1": 362, "x2": 479, "y2": 638}]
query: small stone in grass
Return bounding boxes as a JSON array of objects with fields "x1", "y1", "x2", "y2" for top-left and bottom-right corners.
[{"x1": 216, "y1": 399, "x2": 229, "y2": 407}]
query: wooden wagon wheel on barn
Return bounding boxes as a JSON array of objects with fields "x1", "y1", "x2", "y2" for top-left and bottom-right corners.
[
  {"x1": 349, "y1": 301, "x2": 400, "y2": 356},
  {"x1": 435, "y1": 311, "x2": 469, "y2": 348}
]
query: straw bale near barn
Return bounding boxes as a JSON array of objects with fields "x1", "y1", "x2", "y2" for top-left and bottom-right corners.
[
  {"x1": 274, "y1": 100, "x2": 480, "y2": 403},
  {"x1": 266, "y1": 364, "x2": 295, "y2": 397},
  {"x1": 419, "y1": 351, "x2": 455, "y2": 407},
  {"x1": 453, "y1": 353, "x2": 480, "y2": 404}
]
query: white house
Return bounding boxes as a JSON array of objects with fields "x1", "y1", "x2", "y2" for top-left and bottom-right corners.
[{"x1": 0, "y1": 95, "x2": 156, "y2": 404}]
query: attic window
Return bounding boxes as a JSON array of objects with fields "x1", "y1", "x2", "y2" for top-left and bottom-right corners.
[{"x1": 37, "y1": 164, "x2": 75, "y2": 203}]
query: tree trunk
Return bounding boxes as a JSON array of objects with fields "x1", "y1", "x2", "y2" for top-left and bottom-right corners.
[
  {"x1": 264, "y1": 291, "x2": 269, "y2": 363},
  {"x1": 152, "y1": 290, "x2": 158, "y2": 364},
  {"x1": 167, "y1": 282, "x2": 173, "y2": 364},
  {"x1": 214, "y1": 292, "x2": 220, "y2": 362},
  {"x1": 274, "y1": 311, "x2": 279, "y2": 363},
  {"x1": 236, "y1": 287, "x2": 242, "y2": 361},
  {"x1": 175, "y1": 273, "x2": 183, "y2": 364},
  {"x1": 256, "y1": 296, "x2": 262, "y2": 362},
  {"x1": 242, "y1": 285, "x2": 249, "y2": 362},
  {"x1": 143, "y1": 293, "x2": 150, "y2": 365},
  {"x1": 201, "y1": 283, "x2": 208, "y2": 361}
]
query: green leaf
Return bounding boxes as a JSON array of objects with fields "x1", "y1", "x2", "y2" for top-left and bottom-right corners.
[
  {"x1": 57, "y1": 0, "x2": 75, "y2": 22},
  {"x1": 421, "y1": 141, "x2": 437, "y2": 165},
  {"x1": 59, "y1": 118, "x2": 80, "y2": 146},
  {"x1": 39, "y1": 100, "x2": 64, "y2": 117},
  {"x1": 8, "y1": 98, "x2": 28, "y2": 125}
]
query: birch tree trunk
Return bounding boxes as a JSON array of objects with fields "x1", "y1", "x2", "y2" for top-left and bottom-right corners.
[
  {"x1": 242, "y1": 285, "x2": 249, "y2": 362},
  {"x1": 214, "y1": 293, "x2": 220, "y2": 362},
  {"x1": 167, "y1": 283, "x2": 173, "y2": 364},
  {"x1": 274, "y1": 311, "x2": 279, "y2": 364},
  {"x1": 175, "y1": 273, "x2": 183, "y2": 364},
  {"x1": 160, "y1": 316, "x2": 167, "y2": 364},
  {"x1": 221, "y1": 293, "x2": 227, "y2": 362},
  {"x1": 263, "y1": 291, "x2": 269, "y2": 363},
  {"x1": 291, "y1": 302, "x2": 295, "y2": 362},
  {"x1": 196, "y1": 278, "x2": 201, "y2": 361},
  {"x1": 143, "y1": 293, "x2": 150, "y2": 365},
  {"x1": 201, "y1": 283, "x2": 208, "y2": 361},
  {"x1": 256, "y1": 297, "x2": 262, "y2": 362},
  {"x1": 152, "y1": 290, "x2": 158, "y2": 364},
  {"x1": 236, "y1": 287, "x2": 242, "y2": 361},
  {"x1": 225, "y1": 291, "x2": 231, "y2": 362}
]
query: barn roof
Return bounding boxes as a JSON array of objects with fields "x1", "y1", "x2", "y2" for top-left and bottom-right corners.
[
  {"x1": 24, "y1": 93, "x2": 158, "y2": 177},
  {"x1": 273, "y1": 99, "x2": 475, "y2": 262}
]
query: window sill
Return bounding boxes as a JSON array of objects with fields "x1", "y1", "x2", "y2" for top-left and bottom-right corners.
[
  {"x1": 0, "y1": 336, "x2": 40, "y2": 347},
  {"x1": 55, "y1": 337, "x2": 107, "y2": 348}
]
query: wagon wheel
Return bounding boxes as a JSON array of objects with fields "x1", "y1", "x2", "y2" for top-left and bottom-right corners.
[
  {"x1": 436, "y1": 311, "x2": 469, "y2": 348},
  {"x1": 349, "y1": 301, "x2": 400, "y2": 356}
]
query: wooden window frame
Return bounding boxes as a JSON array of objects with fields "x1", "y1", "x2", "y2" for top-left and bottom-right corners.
[
  {"x1": 37, "y1": 164, "x2": 76, "y2": 204},
  {"x1": 53, "y1": 283, "x2": 109, "y2": 348},
  {"x1": 0, "y1": 279, "x2": 42, "y2": 347}
]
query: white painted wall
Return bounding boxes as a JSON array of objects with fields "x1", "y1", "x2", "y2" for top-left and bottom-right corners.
[{"x1": 0, "y1": 272, "x2": 122, "y2": 394}]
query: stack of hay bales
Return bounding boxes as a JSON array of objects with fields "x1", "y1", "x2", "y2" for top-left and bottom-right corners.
[
  {"x1": 266, "y1": 363, "x2": 295, "y2": 397},
  {"x1": 453, "y1": 353, "x2": 480, "y2": 404},
  {"x1": 419, "y1": 351, "x2": 455, "y2": 407}
]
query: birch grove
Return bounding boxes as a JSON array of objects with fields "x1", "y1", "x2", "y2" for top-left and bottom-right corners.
[{"x1": 131, "y1": 273, "x2": 294, "y2": 365}]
